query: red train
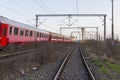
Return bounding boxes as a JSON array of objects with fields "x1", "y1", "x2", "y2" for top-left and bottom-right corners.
[{"x1": 0, "y1": 16, "x2": 72, "y2": 48}]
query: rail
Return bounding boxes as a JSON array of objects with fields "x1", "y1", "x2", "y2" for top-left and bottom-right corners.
[
  {"x1": 79, "y1": 48, "x2": 96, "y2": 80},
  {"x1": 0, "y1": 48, "x2": 40, "y2": 59},
  {"x1": 53, "y1": 48, "x2": 74, "y2": 80},
  {"x1": 53, "y1": 47, "x2": 96, "y2": 80}
]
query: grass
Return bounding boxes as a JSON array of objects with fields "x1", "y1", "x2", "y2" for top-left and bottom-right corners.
[
  {"x1": 91, "y1": 58, "x2": 112, "y2": 75},
  {"x1": 105, "y1": 61, "x2": 120, "y2": 74},
  {"x1": 83, "y1": 40, "x2": 120, "y2": 80},
  {"x1": 100, "y1": 66, "x2": 111, "y2": 75},
  {"x1": 92, "y1": 59, "x2": 102, "y2": 67}
]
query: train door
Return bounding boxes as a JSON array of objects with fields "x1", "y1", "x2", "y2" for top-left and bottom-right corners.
[{"x1": 1, "y1": 23, "x2": 8, "y2": 47}]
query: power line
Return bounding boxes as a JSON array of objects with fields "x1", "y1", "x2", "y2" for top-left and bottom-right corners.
[
  {"x1": 33, "y1": 0, "x2": 49, "y2": 13},
  {"x1": 26, "y1": 20, "x2": 36, "y2": 26},
  {"x1": 10, "y1": 0, "x2": 35, "y2": 15},
  {"x1": 0, "y1": 3, "x2": 32, "y2": 20},
  {"x1": 40, "y1": 0, "x2": 53, "y2": 13}
]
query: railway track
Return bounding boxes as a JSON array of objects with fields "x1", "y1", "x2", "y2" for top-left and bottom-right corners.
[
  {"x1": 0, "y1": 48, "x2": 40, "y2": 59},
  {"x1": 79, "y1": 48, "x2": 96, "y2": 80},
  {"x1": 0, "y1": 45, "x2": 96, "y2": 80},
  {"x1": 53, "y1": 47, "x2": 96, "y2": 80},
  {"x1": 0, "y1": 48, "x2": 42, "y2": 79}
]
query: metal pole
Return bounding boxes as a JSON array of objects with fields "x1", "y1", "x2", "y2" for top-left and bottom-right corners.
[
  {"x1": 36, "y1": 15, "x2": 38, "y2": 28},
  {"x1": 96, "y1": 27, "x2": 99, "y2": 54},
  {"x1": 35, "y1": 15, "x2": 38, "y2": 41},
  {"x1": 104, "y1": 16, "x2": 106, "y2": 42},
  {"x1": 71, "y1": 32, "x2": 72, "y2": 37},
  {"x1": 60, "y1": 28, "x2": 61, "y2": 34},
  {"x1": 98, "y1": 34, "x2": 100, "y2": 41},
  {"x1": 96, "y1": 27, "x2": 98, "y2": 41},
  {"x1": 111, "y1": 0, "x2": 114, "y2": 46},
  {"x1": 78, "y1": 28, "x2": 80, "y2": 40},
  {"x1": 68, "y1": 16, "x2": 71, "y2": 28},
  {"x1": 81, "y1": 28, "x2": 85, "y2": 40}
]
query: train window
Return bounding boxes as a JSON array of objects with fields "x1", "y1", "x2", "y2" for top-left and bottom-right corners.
[
  {"x1": 40, "y1": 33, "x2": 42, "y2": 37},
  {"x1": 14, "y1": 28, "x2": 18, "y2": 35},
  {"x1": 25, "y1": 30, "x2": 29, "y2": 36},
  {"x1": 39, "y1": 33, "x2": 41, "y2": 37},
  {"x1": 37, "y1": 32, "x2": 39, "y2": 37},
  {"x1": 3, "y1": 28, "x2": 7, "y2": 36},
  {"x1": 30, "y1": 31, "x2": 32, "y2": 37},
  {"x1": 9, "y1": 27, "x2": 12, "y2": 34},
  {"x1": 20, "y1": 30, "x2": 24, "y2": 36}
]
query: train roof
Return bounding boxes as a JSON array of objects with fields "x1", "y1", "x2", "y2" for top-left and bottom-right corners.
[
  {"x1": 48, "y1": 31, "x2": 71, "y2": 39},
  {"x1": 0, "y1": 16, "x2": 49, "y2": 34},
  {"x1": 48, "y1": 31, "x2": 65, "y2": 37}
]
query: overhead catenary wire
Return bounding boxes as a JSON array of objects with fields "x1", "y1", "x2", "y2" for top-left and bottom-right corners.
[
  {"x1": 26, "y1": 20, "x2": 36, "y2": 26},
  {"x1": 33, "y1": 0, "x2": 49, "y2": 13},
  {"x1": 26, "y1": 18, "x2": 48, "y2": 27},
  {"x1": 10, "y1": 0, "x2": 35, "y2": 15},
  {"x1": 40, "y1": 0, "x2": 53, "y2": 13},
  {"x1": 0, "y1": 3, "x2": 33, "y2": 20}
]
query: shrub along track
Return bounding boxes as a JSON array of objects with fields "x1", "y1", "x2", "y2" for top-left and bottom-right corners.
[
  {"x1": 0, "y1": 42, "x2": 76, "y2": 80},
  {"x1": 0, "y1": 48, "x2": 42, "y2": 79},
  {"x1": 82, "y1": 40, "x2": 120, "y2": 80}
]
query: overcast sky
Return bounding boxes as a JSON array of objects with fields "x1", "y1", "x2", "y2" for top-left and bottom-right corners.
[{"x1": 0, "y1": 0, "x2": 120, "y2": 39}]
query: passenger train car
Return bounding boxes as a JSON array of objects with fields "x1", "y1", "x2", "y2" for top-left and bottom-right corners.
[
  {"x1": 0, "y1": 16, "x2": 72, "y2": 48},
  {"x1": 49, "y1": 32, "x2": 72, "y2": 42}
]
